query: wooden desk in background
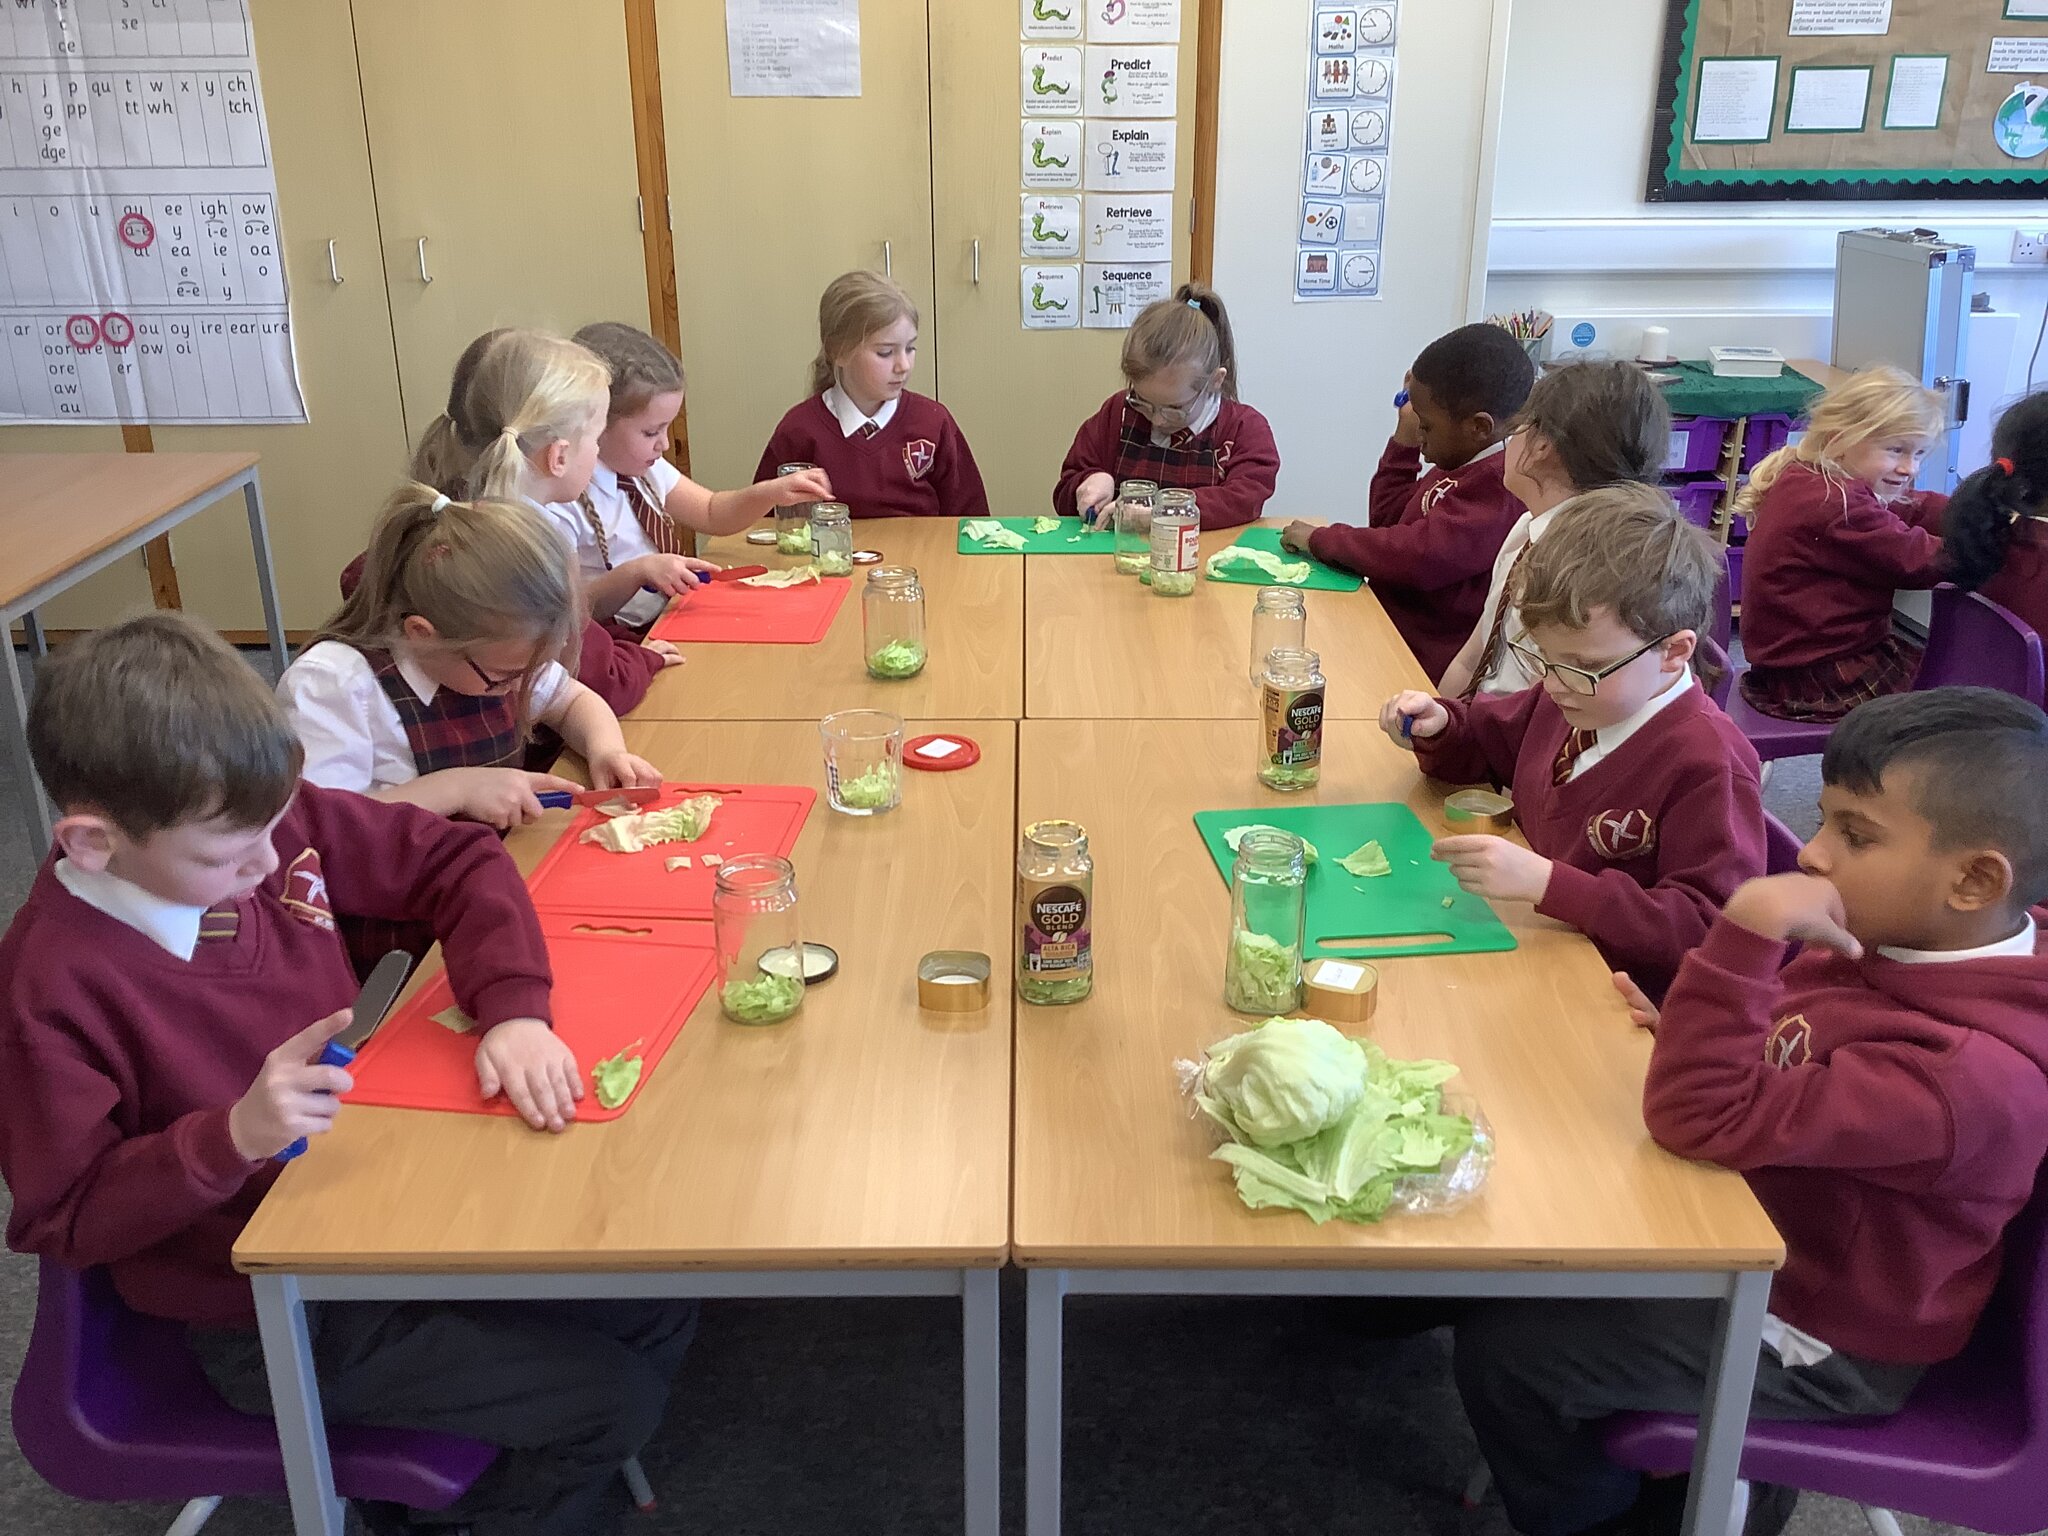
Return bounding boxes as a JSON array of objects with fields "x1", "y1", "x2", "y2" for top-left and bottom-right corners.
[
  {"x1": 236, "y1": 719, "x2": 1015, "y2": 1536},
  {"x1": 1012, "y1": 718, "x2": 1783, "y2": 1536},
  {"x1": 1025, "y1": 522, "x2": 1428, "y2": 719},
  {"x1": 637, "y1": 517, "x2": 1024, "y2": 721},
  {"x1": 0, "y1": 451, "x2": 287, "y2": 846}
]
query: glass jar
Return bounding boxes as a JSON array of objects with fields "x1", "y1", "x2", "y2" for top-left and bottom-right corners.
[
  {"x1": 1223, "y1": 829, "x2": 1307, "y2": 1014},
  {"x1": 819, "y1": 708, "x2": 904, "y2": 816},
  {"x1": 1249, "y1": 587, "x2": 1308, "y2": 689},
  {"x1": 1017, "y1": 820, "x2": 1093, "y2": 1005},
  {"x1": 1149, "y1": 489, "x2": 1200, "y2": 597},
  {"x1": 714, "y1": 855, "x2": 804, "y2": 1024},
  {"x1": 810, "y1": 501, "x2": 854, "y2": 577},
  {"x1": 774, "y1": 462, "x2": 817, "y2": 554},
  {"x1": 862, "y1": 565, "x2": 927, "y2": 679},
  {"x1": 1112, "y1": 478, "x2": 1158, "y2": 577},
  {"x1": 1259, "y1": 647, "x2": 1326, "y2": 791}
]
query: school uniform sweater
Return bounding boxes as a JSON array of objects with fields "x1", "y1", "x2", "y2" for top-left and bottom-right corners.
[
  {"x1": 0, "y1": 784, "x2": 552, "y2": 1329},
  {"x1": 754, "y1": 390, "x2": 989, "y2": 520},
  {"x1": 1739, "y1": 465, "x2": 1949, "y2": 672},
  {"x1": 1646, "y1": 913, "x2": 2048, "y2": 1363},
  {"x1": 1306, "y1": 439, "x2": 1524, "y2": 682},
  {"x1": 1979, "y1": 516, "x2": 2048, "y2": 646},
  {"x1": 1414, "y1": 679, "x2": 1766, "y2": 999},
  {"x1": 1052, "y1": 392, "x2": 1281, "y2": 530}
]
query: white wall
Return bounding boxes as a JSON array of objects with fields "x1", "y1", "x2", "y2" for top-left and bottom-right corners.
[{"x1": 1484, "y1": 0, "x2": 2048, "y2": 447}]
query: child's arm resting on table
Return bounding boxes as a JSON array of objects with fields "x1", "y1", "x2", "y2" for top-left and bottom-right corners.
[{"x1": 541, "y1": 679, "x2": 661, "y2": 792}]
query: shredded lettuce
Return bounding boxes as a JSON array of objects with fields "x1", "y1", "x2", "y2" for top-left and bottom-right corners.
[
  {"x1": 578, "y1": 794, "x2": 721, "y2": 853},
  {"x1": 775, "y1": 526, "x2": 813, "y2": 555},
  {"x1": 1031, "y1": 515, "x2": 1063, "y2": 533},
  {"x1": 835, "y1": 759, "x2": 899, "y2": 809},
  {"x1": 1205, "y1": 545, "x2": 1312, "y2": 584},
  {"x1": 866, "y1": 639, "x2": 927, "y2": 678},
  {"x1": 1152, "y1": 569, "x2": 1197, "y2": 596},
  {"x1": 1337, "y1": 840, "x2": 1392, "y2": 878},
  {"x1": 739, "y1": 565, "x2": 820, "y2": 588},
  {"x1": 1223, "y1": 825, "x2": 1319, "y2": 865},
  {"x1": 1223, "y1": 928, "x2": 1302, "y2": 1014},
  {"x1": 1260, "y1": 759, "x2": 1320, "y2": 790},
  {"x1": 817, "y1": 550, "x2": 853, "y2": 576},
  {"x1": 591, "y1": 1042, "x2": 645, "y2": 1109},
  {"x1": 963, "y1": 518, "x2": 1029, "y2": 550},
  {"x1": 721, "y1": 972, "x2": 803, "y2": 1024}
]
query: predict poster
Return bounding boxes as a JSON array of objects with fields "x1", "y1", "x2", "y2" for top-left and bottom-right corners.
[{"x1": 1297, "y1": 5, "x2": 1396, "y2": 300}]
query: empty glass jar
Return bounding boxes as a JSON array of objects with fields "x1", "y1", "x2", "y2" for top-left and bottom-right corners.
[
  {"x1": 1249, "y1": 587, "x2": 1308, "y2": 689},
  {"x1": 1112, "y1": 479, "x2": 1158, "y2": 577}
]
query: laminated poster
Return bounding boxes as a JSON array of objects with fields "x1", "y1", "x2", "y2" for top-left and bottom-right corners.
[{"x1": 1298, "y1": 5, "x2": 1396, "y2": 300}]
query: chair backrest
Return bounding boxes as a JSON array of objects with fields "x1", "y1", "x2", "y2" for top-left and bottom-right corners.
[
  {"x1": 1697, "y1": 634, "x2": 1735, "y2": 710},
  {"x1": 2000, "y1": 1175, "x2": 2048, "y2": 1438},
  {"x1": 1763, "y1": 813, "x2": 1804, "y2": 876},
  {"x1": 1711, "y1": 548, "x2": 1734, "y2": 655},
  {"x1": 1916, "y1": 586, "x2": 2046, "y2": 704}
]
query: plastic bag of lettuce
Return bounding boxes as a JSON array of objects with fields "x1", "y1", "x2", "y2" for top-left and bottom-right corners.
[{"x1": 1178, "y1": 1016, "x2": 1491, "y2": 1224}]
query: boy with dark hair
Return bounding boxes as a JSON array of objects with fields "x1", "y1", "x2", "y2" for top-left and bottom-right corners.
[
  {"x1": 1282, "y1": 321, "x2": 1536, "y2": 681},
  {"x1": 1453, "y1": 686, "x2": 2048, "y2": 1536},
  {"x1": 1381, "y1": 486, "x2": 1765, "y2": 1001},
  {"x1": 0, "y1": 614, "x2": 693, "y2": 1536}
]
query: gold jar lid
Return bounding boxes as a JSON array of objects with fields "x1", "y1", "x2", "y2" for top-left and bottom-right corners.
[
  {"x1": 1444, "y1": 788, "x2": 1516, "y2": 833},
  {"x1": 1303, "y1": 958, "x2": 1378, "y2": 1025},
  {"x1": 917, "y1": 950, "x2": 992, "y2": 1012}
]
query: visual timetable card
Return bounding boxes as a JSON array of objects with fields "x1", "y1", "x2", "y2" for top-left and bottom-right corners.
[
  {"x1": 0, "y1": 0, "x2": 305, "y2": 423},
  {"x1": 1298, "y1": 4, "x2": 1396, "y2": 300}
]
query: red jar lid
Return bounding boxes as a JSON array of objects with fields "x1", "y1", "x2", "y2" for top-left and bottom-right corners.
[{"x1": 903, "y1": 733, "x2": 982, "y2": 772}]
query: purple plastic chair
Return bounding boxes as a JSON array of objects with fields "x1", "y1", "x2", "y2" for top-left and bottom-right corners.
[
  {"x1": 11, "y1": 1258, "x2": 497, "y2": 1535},
  {"x1": 1913, "y1": 586, "x2": 2045, "y2": 705},
  {"x1": 1601, "y1": 1181, "x2": 2048, "y2": 1536}
]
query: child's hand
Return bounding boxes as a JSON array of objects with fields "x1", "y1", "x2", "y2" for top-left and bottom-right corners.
[
  {"x1": 589, "y1": 749, "x2": 662, "y2": 791},
  {"x1": 1723, "y1": 873, "x2": 1864, "y2": 958},
  {"x1": 229, "y1": 1008, "x2": 356, "y2": 1161},
  {"x1": 1279, "y1": 520, "x2": 1321, "y2": 554},
  {"x1": 632, "y1": 554, "x2": 716, "y2": 597},
  {"x1": 770, "y1": 467, "x2": 834, "y2": 505},
  {"x1": 1075, "y1": 472, "x2": 1117, "y2": 524},
  {"x1": 455, "y1": 769, "x2": 581, "y2": 830},
  {"x1": 1379, "y1": 690, "x2": 1446, "y2": 748},
  {"x1": 1432, "y1": 834, "x2": 1553, "y2": 904},
  {"x1": 644, "y1": 639, "x2": 686, "y2": 669},
  {"x1": 1393, "y1": 371, "x2": 1424, "y2": 449},
  {"x1": 1611, "y1": 971, "x2": 1659, "y2": 1033},
  {"x1": 475, "y1": 1017, "x2": 582, "y2": 1132}
]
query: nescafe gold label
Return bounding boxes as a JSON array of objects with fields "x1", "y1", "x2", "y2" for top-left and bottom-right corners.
[
  {"x1": 1020, "y1": 880, "x2": 1091, "y2": 976},
  {"x1": 1261, "y1": 684, "x2": 1325, "y2": 767}
]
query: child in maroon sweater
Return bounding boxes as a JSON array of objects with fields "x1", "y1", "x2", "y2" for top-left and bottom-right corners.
[
  {"x1": 0, "y1": 615, "x2": 693, "y2": 1535},
  {"x1": 1383, "y1": 487, "x2": 1764, "y2": 1001},
  {"x1": 1736, "y1": 366, "x2": 1951, "y2": 722},
  {"x1": 1945, "y1": 390, "x2": 2048, "y2": 644},
  {"x1": 1054, "y1": 281, "x2": 1280, "y2": 531},
  {"x1": 1454, "y1": 688, "x2": 2048, "y2": 1536},
  {"x1": 756, "y1": 269, "x2": 989, "y2": 519},
  {"x1": 1280, "y1": 322, "x2": 1534, "y2": 680}
]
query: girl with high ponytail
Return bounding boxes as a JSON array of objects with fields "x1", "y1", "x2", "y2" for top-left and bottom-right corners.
[{"x1": 1945, "y1": 392, "x2": 2048, "y2": 644}]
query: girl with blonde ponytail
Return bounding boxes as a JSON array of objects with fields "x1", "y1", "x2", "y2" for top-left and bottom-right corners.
[{"x1": 1736, "y1": 366, "x2": 1953, "y2": 722}]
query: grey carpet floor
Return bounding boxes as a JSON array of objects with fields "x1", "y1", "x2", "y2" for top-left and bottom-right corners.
[{"x1": 0, "y1": 648, "x2": 2017, "y2": 1536}]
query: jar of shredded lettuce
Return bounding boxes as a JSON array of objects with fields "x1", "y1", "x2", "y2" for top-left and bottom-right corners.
[
  {"x1": 810, "y1": 501, "x2": 854, "y2": 576},
  {"x1": 1017, "y1": 820, "x2": 1093, "y2": 1005},
  {"x1": 1223, "y1": 829, "x2": 1307, "y2": 1014},
  {"x1": 1112, "y1": 479, "x2": 1158, "y2": 576},
  {"x1": 1259, "y1": 647, "x2": 1326, "y2": 791},
  {"x1": 714, "y1": 855, "x2": 804, "y2": 1024},
  {"x1": 862, "y1": 565, "x2": 927, "y2": 679},
  {"x1": 774, "y1": 463, "x2": 819, "y2": 554},
  {"x1": 1149, "y1": 489, "x2": 1200, "y2": 597}
]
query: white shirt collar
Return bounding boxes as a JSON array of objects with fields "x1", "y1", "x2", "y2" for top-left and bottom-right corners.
[
  {"x1": 588, "y1": 462, "x2": 620, "y2": 495},
  {"x1": 1595, "y1": 663, "x2": 1694, "y2": 753},
  {"x1": 1879, "y1": 914, "x2": 2038, "y2": 965},
  {"x1": 393, "y1": 649, "x2": 444, "y2": 705},
  {"x1": 54, "y1": 858, "x2": 207, "y2": 961},
  {"x1": 823, "y1": 385, "x2": 898, "y2": 438},
  {"x1": 1524, "y1": 490, "x2": 1583, "y2": 541},
  {"x1": 1460, "y1": 439, "x2": 1507, "y2": 468}
]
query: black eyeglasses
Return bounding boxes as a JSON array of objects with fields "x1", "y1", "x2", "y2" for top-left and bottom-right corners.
[
  {"x1": 463, "y1": 654, "x2": 524, "y2": 693},
  {"x1": 1506, "y1": 633, "x2": 1671, "y2": 695}
]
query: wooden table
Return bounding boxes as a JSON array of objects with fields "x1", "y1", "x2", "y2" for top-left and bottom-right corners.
[
  {"x1": 1012, "y1": 718, "x2": 1784, "y2": 1536},
  {"x1": 636, "y1": 517, "x2": 1024, "y2": 721},
  {"x1": 0, "y1": 451, "x2": 287, "y2": 844},
  {"x1": 1024, "y1": 522, "x2": 1427, "y2": 719},
  {"x1": 236, "y1": 719, "x2": 1016, "y2": 1536}
]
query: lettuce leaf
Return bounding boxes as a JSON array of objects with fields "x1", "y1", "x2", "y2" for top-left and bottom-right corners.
[{"x1": 1336, "y1": 840, "x2": 1392, "y2": 878}]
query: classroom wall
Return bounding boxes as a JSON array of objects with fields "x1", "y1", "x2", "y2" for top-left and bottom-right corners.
[{"x1": 1483, "y1": 0, "x2": 2048, "y2": 456}]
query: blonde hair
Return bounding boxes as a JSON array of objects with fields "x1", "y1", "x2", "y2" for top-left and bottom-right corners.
[
  {"x1": 574, "y1": 320, "x2": 685, "y2": 422},
  {"x1": 1735, "y1": 365, "x2": 1946, "y2": 522},
  {"x1": 316, "y1": 482, "x2": 581, "y2": 733},
  {"x1": 810, "y1": 271, "x2": 918, "y2": 396},
  {"x1": 410, "y1": 329, "x2": 609, "y2": 505},
  {"x1": 1516, "y1": 483, "x2": 1719, "y2": 644},
  {"x1": 1122, "y1": 282, "x2": 1238, "y2": 401}
]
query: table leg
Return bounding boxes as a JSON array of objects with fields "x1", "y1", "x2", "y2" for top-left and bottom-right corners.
[
  {"x1": 251, "y1": 1273, "x2": 347, "y2": 1536},
  {"x1": 1, "y1": 613, "x2": 53, "y2": 850},
  {"x1": 1026, "y1": 1268, "x2": 1068, "y2": 1536},
  {"x1": 962, "y1": 1267, "x2": 1000, "y2": 1536},
  {"x1": 241, "y1": 476, "x2": 289, "y2": 673},
  {"x1": 1679, "y1": 1268, "x2": 1771, "y2": 1536},
  {"x1": 20, "y1": 609, "x2": 48, "y2": 660}
]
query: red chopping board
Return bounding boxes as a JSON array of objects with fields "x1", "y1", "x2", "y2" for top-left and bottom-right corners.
[
  {"x1": 525, "y1": 781, "x2": 816, "y2": 921},
  {"x1": 345, "y1": 911, "x2": 715, "y2": 1122},
  {"x1": 645, "y1": 576, "x2": 849, "y2": 645}
]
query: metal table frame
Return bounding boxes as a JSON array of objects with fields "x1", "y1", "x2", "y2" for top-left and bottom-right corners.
[
  {"x1": 1025, "y1": 1264, "x2": 1771, "y2": 1536},
  {"x1": 1, "y1": 465, "x2": 288, "y2": 847},
  {"x1": 252, "y1": 1265, "x2": 1000, "y2": 1536}
]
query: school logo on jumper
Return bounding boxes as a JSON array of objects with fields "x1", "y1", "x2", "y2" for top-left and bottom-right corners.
[
  {"x1": 1216, "y1": 438, "x2": 1234, "y2": 474},
  {"x1": 1585, "y1": 807, "x2": 1658, "y2": 861},
  {"x1": 902, "y1": 439, "x2": 936, "y2": 480},
  {"x1": 1765, "y1": 1014, "x2": 1813, "y2": 1069},
  {"x1": 1421, "y1": 475, "x2": 1459, "y2": 513},
  {"x1": 281, "y1": 848, "x2": 335, "y2": 931}
]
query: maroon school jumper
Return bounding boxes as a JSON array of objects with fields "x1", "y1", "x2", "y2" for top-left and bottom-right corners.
[
  {"x1": 1415, "y1": 679, "x2": 1766, "y2": 1000},
  {"x1": 1738, "y1": 465, "x2": 1948, "y2": 721},
  {"x1": 0, "y1": 783, "x2": 551, "y2": 1329},
  {"x1": 1306, "y1": 439, "x2": 1524, "y2": 683},
  {"x1": 1647, "y1": 912, "x2": 2048, "y2": 1362},
  {"x1": 1052, "y1": 392, "x2": 1281, "y2": 531},
  {"x1": 1980, "y1": 517, "x2": 2048, "y2": 656},
  {"x1": 754, "y1": 391, "x2": 989, "y2": 519}
]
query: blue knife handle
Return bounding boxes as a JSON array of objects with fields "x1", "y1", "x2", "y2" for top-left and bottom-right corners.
[
  {"x1": 275, "y1": 1039, "x2": 358, "y2": 1163},
  {"x1": 536, "y1": 791, "x2": 575, "y2": 809}
]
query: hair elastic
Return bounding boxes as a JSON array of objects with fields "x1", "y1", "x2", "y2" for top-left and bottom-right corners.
[
  {"x1": 429, "y1": 493, "x2": 451, "y2": 513},
  {"x1": 1186, "y1": 298, "x2": 1202, "y2": 309},
  {"x1": 1997, "y1": 457, "x2": 2017, "y2": 475}
]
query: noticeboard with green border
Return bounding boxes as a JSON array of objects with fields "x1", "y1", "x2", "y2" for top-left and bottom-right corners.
[{"x1": 1648, "y1": 0, "x2": 2048, "y2": 201}]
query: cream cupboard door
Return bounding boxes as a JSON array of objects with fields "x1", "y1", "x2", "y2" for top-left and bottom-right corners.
[
  {"x1": 658, "y1": 0, "x2": 934, "y2": 493},
  {"x1": 144, "y1": 0, "x2": 408, "y2": 632},
  {"x1": 353, "y1": 0, "x2": 649, "y2": 446},
  {"x1": 928, "y1": 2, "x2": 1200, "y2": 517}
]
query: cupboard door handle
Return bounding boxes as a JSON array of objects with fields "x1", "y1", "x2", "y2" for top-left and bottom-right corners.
[
  {"x1": 326, "y1": 239, "x2": 342, "y2": 284},
  {"x1": 416, "y1": 236, "x2": 434, "y2": 284},
  {"x1": 637, "y1": 195, "x2": 645, "y2": 233},
  {"x1": 972, "y1": 238, "x2": 980, "y2": 285},
  {"x1": 883, "y1": 239, "x2": 892, "y2": 277},
  {"x1": 665, "y1": 195, "x2": 673, "y2": 232}
]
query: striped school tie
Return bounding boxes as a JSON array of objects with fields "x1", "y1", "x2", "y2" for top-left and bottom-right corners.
[
  {"x1": 1552, "y1": 728, "x2": 1600, "y2": 787},
  {"x1": 1461, "y1": 538, "x2": 1534, "y2": 703},
  {"x1": 197, "y1": 903, "x2": 240, "y2": 942},
  {"x1": 618, "y1": 473, "x2": 686, "y2": 557}
]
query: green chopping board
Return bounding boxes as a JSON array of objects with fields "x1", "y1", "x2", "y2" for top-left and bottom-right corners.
[
  {"x1": 1203, "y1": 524, "x2": 1364, "y2": 592},
  {"x1": 1193, "y1": 801, "x2": 1517, "y2": 961},
  {"x1": 956, "y1": 517, "x2": 1117, "y2": 555}
]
